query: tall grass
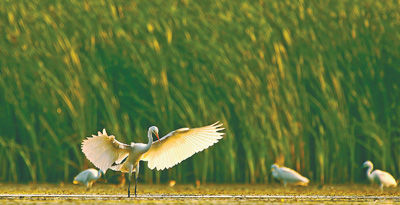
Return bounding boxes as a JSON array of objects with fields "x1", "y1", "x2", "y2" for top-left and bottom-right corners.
[{"x1": 0, "y1": 0, "x2": 399, "y2": 184}]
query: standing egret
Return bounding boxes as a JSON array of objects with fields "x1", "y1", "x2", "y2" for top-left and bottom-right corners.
[
  {"x1": 81, "y1": 122, "x2": 224, "y2": 197},
  {"x1": 271, "y1": 164, "x2": 309, "y2": 187},
  {"x1": 73, "y1": 168, "x2": 103, "y2": 189},
  {"x1": 362, "y1": 160, "x2": 397, "y2": 190}
]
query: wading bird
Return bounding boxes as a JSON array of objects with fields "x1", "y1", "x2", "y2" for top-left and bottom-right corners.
[
  {"x1": 362, "y1": 160, "x2": 397, "y2": 190},
  {"x1": 73, "y1": 168, "x2": 103, "y2": 189},
  {"x1": 271, "y1": 164, "x2": 309, "y2": 187},
  {"x1": 82, "y1": 122, "x2": 224, "y2": 197}
]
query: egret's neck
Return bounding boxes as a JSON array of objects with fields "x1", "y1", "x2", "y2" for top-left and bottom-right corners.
[
  {"x1": 272, "y1": 169, "x2": 278, "y2": 178},
  {"x1": 366, "y1": 165, "x2": 373, "y2": 179},
  {"x1": 143, "y1": 128, "x2": 154, "y2": 152}
]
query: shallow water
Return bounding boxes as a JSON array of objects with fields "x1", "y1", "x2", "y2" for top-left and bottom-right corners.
[{"x1": 0, "y1": 184, "x2": 399, "y2": 204}]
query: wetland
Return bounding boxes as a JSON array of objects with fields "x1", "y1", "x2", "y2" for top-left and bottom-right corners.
[{"x1": 1, "y1": 183, "x2": 399, "y2": 204}]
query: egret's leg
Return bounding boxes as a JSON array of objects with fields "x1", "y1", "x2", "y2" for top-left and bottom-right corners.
[
  {"x1": 127, "y1": 165, "x2": 134, "y2": 198},
  {"x1": 127, "y1": 176, "x2": 131, "y2": 197},
  {"x1": 128, "y1": 171, "x2": 133, "y2": 198},
  {"x1": 283, "y1": 181, "x2": 287, "y2": 187},
  {"x1": 134, "y1": 164, "x2": 140, "y2": 197},
  {"x1": 134, "y1": 172, "x2": 137, "y2": 197}
]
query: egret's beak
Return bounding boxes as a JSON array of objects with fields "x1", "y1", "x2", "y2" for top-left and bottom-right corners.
[{"x1": 155, "y1": 132, "x2": 160, "y2": 141}]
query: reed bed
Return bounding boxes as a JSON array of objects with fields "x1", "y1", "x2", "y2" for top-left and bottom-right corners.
[{"x1": 0, "y1": 0, "x2": 399, "y2": 184}]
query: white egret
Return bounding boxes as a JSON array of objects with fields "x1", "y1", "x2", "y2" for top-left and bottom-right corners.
[
  {"x1": 271, "y1": 164, "x2": 309, "y2": 187},
  {"x1": 81, "y1": 122, "x2": 224, "y2": 197},
  {"x1": 362, "y1": 160, "x2": 397, "y2": 190},
  {"x1": 73, "y1": 168, "x2": 103, "y2": 189}
]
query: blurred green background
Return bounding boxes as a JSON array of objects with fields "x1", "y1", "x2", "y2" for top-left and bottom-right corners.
[{"x1": 0, "y1": 0, "x2": 399, "y2": 184}]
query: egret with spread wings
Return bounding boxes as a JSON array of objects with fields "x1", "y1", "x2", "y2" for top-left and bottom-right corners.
[{"x1": 81, "y1": 122, "x2": 224, "y2": 197}]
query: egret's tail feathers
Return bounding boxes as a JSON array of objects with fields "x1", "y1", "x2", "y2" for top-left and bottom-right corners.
[
  {"x1": 296, "y1": 176, "x2": 310, "y2": 186},
  {"x1": 73, "y1": 180, "x2": 79, "y2": 184},
  {"x1": 303, "y1": 177, "x2": 310, "y2": 184}
]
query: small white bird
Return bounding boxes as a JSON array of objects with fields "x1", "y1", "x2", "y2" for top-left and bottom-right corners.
[
  {"x1": 271, "y1": 164, "x2": 310, "y2": 187},
  {"x1": 362, "y1": 160, "x2": 397, "y2": 190},
  {"x1": 73, "y1": 168, "x2": 103, "y2": 189},
  {"x1": 81, "y1": 122, "x2": 224, "y2": 197}
]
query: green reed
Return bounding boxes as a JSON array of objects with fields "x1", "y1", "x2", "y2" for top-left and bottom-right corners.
[{"x1": 0, "y1": 0, "x2": 399, "y2": 184}]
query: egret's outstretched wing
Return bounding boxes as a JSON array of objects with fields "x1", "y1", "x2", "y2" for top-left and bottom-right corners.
[
  {"x1": 82, "y1": 129, "x2": 130, "y2": 173},
  {"x1": 141, "y1": 122, "x2": 224, "y2": 170}
]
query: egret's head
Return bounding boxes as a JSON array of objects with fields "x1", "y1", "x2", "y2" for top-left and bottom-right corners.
[
  {"x1": 271, "y1": 164, "x2": 279, "y2": 171},
  {"x1": 149, "y1": 126, "x2": 160, "y2": 141},
  {"x1": 271, "y1": 164, "x2": 279, "y2": 178},
  {"x1": 362, "y1": 160, "x2": 373, "y2": 168}
]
